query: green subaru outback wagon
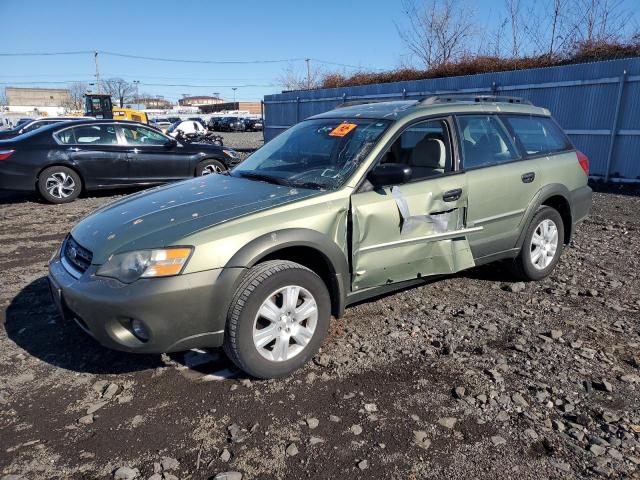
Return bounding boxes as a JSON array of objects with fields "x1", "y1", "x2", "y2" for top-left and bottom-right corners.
[{"x1": 48, "y1": 95, "x2": 592, "y2": 378}]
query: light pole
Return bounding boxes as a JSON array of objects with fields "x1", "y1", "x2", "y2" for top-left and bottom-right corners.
[
  {"x1": 232, "y1": 87, "x2": 237, "y2": 104},
  {"x1": 133, "y1": 80, "x2": 140, "y2": 107}
]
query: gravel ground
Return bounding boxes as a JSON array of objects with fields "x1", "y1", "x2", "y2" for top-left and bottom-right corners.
[
  {"x1": 217, "y1": 131, "x2": 264, "y2": 151},
  {"x1": 0, "y1": 184, "x2": 639, "y2": 480}
]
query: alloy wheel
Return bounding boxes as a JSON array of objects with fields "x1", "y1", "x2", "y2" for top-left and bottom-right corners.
[
  {"x1": 530, "y1": 219, "x2": 558, "y2": 270},
  {"x1": 201, "y1": 163, "x2": 223, "y2": 175},
  {"x1": 252, "y1": 285, "x2": 318, "y2": 362},
  {"x1": 45, "y1": 172, "x2": 76, "y2": 199}
]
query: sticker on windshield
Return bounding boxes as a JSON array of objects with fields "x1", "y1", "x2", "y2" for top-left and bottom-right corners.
[{"x1": 329, "y1": 123, "x2": 357, "y2": 137}]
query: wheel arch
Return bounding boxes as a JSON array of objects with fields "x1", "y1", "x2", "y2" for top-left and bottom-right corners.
[
  {"x1": 195, "y1": 156, "x2": 227, "y2": 175},
  {"x1": 516, "y1": 184, "x2": 573, "y2": 249},
  {"x1": 225, "y1": 229, "x2": 349, "y2": 318}
]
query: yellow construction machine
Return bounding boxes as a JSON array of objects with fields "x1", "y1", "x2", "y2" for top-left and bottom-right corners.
[{"x1": 84, "y1": 93, "x2": 149, "y2": 123}]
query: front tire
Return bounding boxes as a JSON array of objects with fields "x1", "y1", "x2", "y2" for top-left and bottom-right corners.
[
  {"x1": 196, "y1": 158, "x2": 226, "y2": 176},
  {"x1": 37, "y1": 166, "x2": 82, "y2": 204},
  {"x1": 223, "y1": 260, "x2": 331, "y2": 379},
  {"x1": 510, "y1": 206, "x2": 564, "y2": 281}
]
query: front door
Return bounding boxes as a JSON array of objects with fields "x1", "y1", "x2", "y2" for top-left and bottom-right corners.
[
  {"x1": 118, "y1": 124, "x2": 191, "y2": 182},
  {"x1": 350, "y1": 118, "x2": 478, "y2": 291}
]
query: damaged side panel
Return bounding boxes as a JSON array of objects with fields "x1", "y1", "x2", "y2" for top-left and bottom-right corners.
[{"x1": 350, "y1": 177, "x2": 477, "y2": 290}]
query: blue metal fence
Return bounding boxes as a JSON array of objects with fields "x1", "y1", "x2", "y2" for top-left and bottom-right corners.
[{"x1": 263, "y1": 57, "x2": 640, "y2": 181}]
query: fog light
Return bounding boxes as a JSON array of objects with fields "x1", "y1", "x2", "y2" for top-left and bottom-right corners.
[{"x1": 130, "y1": 319, "x2": 149, "y2": 342}]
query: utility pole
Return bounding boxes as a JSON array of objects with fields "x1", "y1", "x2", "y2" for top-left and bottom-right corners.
[
  {"x1": 133, "y1": 80, "x2": 140, "y2": 106},
  {"x1": 305, "y1": 58, "x2": 311, "y2": 90},
  {"x1": 232, "y1": 87, "x2": 237, "y2": 104},
  {"x1": 94, "y1": 51, "x2": 100, "y2": 93}
]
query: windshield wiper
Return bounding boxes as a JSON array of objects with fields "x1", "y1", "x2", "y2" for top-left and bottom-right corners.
[
  {"x1": 235, "y1": 171, "x2": 290, "y2": 186},
  {"x1": 290, "y1": 180, "x2": 327, "y2": 190}
]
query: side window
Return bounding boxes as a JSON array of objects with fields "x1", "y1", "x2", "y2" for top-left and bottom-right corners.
[
  {"x1": 121, "y1": 126, "x2": 167, "y2": 146},
  {"x1": 457, "y1": 115, "x2": 518, "y2": 169},
  {"x1": 503, "y1": 115, "x2": 572, "y2": 156},
  {"x1": 381, "y1": 119, "x2": 452, "y2": 181},
  {"x1": 56, "y1": 125, "x2": 118, "y2": 145}
]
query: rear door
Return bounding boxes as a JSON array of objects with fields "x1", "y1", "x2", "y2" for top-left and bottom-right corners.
[
  {"x1": 55, "y1": 124, "x2": 130, "y2": 187},
  {"x1": 118, "y1": 124, "x2": 191, "y2": 182},
  {"x1": 457, "y1": 114, "x2": 543, "y2": 259},
  {"x1": 351, "y1": 118, "x2": 478, "y2": 291}
]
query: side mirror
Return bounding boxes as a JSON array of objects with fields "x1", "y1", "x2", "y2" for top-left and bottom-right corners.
[
  {"x1": 368, "y1": 163, "x2": 412, "y2": 187},
  {"x1": 164, "y1": 138, "x2": 178, "y2": 148}
]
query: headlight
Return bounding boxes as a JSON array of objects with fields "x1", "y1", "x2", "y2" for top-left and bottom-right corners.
[
  {"x1": 223, "y1": 149, "x2": 239, "y2": 159},
  {"x1": 96, "y1": 247, "x2": 193, "y2": 283}
]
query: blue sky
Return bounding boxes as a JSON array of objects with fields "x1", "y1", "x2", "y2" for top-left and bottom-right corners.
[{"x1": 0, "y1": 0, "x2": 637, "y2": 102}]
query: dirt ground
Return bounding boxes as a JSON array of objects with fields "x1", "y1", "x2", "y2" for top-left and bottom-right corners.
[{"x1": 1, "y1": 183, "x2": 639, "y2": 480}]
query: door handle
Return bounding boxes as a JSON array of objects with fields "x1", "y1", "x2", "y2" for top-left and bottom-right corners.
[
  {"x1": 521, "y1": 172, "x2": 535, "y2": 183},
  {"x1": 443, "y1": 188, "x2": 462, "y2": 202}
]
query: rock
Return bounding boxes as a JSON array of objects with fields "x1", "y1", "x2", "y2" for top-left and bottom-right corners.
[
  {"x1": 491, "y1": 435, "x2": 506, "y2": 445},
  {"x1": 92, "y1": 380, "x2": 109, "y2": 394},
  {"x1": 350, "y1": 424, "x2": 363, "y2": 435},
  {"x1": 113, "y1": 466, "x2": 139, "y2": 480},
  {"x1": 589, "y1": 444, "x2": 606, "y2": 456},
  {"x1": 102, "y1": 383, "x2": 119, "y2": 399},
  {"x1": 220, "y1": 449, "x2": 231, "y2": 462},
  {"x1": 306, "y1": 417, "x2": 319, "y2": 429},
  {"x1": 160, "y1": 457, "x2": 179, "y2": 471},
  {"x1": 147, "y1": 475, "x2": 162, "y2": 480},
  {"x1": 413, "y1": 430, "x2": 431, "y2": 450},
  {"x1": 548, "y1": 460, "x2": 571, "y2": 473},
  {"x1": 329, "y1": 415, "x2": 341, "y2": 423},
  {"x1": 453, "y1": 386, "x2": 466, "y2": 399},
  {"x1": 212, "y1": 473, "x2": 242, "y2": 480},
  {"x1": 286, "y1": 443, "x2": 299, "y2": 456},
  {"x1": 620, "y1": 374, "x2": 640, "y2": 383},
  {"x1": 131, "y1": 415, "x2": 144, "y2": 428},
  {"x1": 608, "y1": 448, "x2": 623, "y2": 461},
  {"x1": 524, "y1": 429, "x2": 538, "y2": 440},
  {"x1": 503, "y1": 282, "x2": 525, "y2": 293},
  {"x1": 86, "y1": 401, "x2": 108, "y2": 415},
  {"x1": 77, "y1": 414, "x2": 94, "y2": 425},
  {"x1": 364, "y1": 403, "x2": 378, "y2": 413},
  {"x1": 163, "y1": 475, "x2": 178, "y2": 480},
  {"x1": 357, "y1": 460, "x2": 368, "y2": 470},
  {"x1": 593, "y1": 379, "x2": 613, "y2": 392},
  {"x1": 512, "y1": 392, "x2": 529, "y2": 407},
  {"x1": 315, "y1": 354, "x2": 330, "y2": 367},
  {"x1": 309, "y1": 436, "x2": 324, "y2": 445},
  {"x1": 117, "y1": 394, "x2": 133, "y2": 404},
  {"x1": 437, "y1": 417, "x2": 457, "y2": 429},
  {"x1": 549, "y1": 329, "x2": 563, "y2": 340}
]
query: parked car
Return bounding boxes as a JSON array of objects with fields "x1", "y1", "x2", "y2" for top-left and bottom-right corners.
[
  {"x1": 0, "y1": 119, "x2": 241, "y2": 203},
  {"x1": 0, "y1": 117, "x2": 92, "y2": 140},
  {"x1": 243, "y1": 117, "x2": 263, "y2": 132},
  {"x1": 218, "y1": 116, "x2": 246, "y2": 132},
  {"x1": 165, "y1": 116, "x2": 181, "y2": 124},
  {"x1": 151, "y1": 120, "x2": 173, "y2": 133},
  {"x1": 208, "y1": 117, "x2": 225, "y2": 131},
  {"x1": 47, "y1": 96, "x2": 591, "y2": 378},
  {"x1": 187, "y1": 117, "x2": 206, "y2": 125},
  {"x1": 16, "y1": 118, "x2": 34, "y2": 127},
  {"x1": 165, "y1": 119, "x2": 207, "y2": 137}
]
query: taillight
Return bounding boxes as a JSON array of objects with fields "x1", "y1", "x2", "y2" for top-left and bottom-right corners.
[
  {"x1": 576, "y1": 150, "x2": 589, "y2": 176},
  {"x1": 0, "y1": 150, "x2": 15, "y2": 161}
]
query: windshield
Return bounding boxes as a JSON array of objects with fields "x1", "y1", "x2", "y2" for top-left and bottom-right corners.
[
  {"x1": 165, "y1": 121, "x2": 181, "y2": 134},
  {"x1": 232, "y1": 118, "x2": 390, "y2": 190}
]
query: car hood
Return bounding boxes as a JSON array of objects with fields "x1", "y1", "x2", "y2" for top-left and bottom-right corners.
[{"x1": 71, "y1": 175, "x2": 323, "y2": 264}]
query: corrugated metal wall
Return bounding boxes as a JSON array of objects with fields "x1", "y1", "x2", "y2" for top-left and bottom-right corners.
[{"x1": 264, "y1": 57, "x2": 640, "y2": 181}]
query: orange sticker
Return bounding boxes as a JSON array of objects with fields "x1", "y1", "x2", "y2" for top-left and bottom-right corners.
[{"x1": 329, "y1": 123, "x2": 357, "y2": 137}]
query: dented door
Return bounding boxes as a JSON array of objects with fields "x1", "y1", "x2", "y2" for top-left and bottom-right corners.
[{"x1": 350, "y1": 175, "x2": 479, "y2": 290}]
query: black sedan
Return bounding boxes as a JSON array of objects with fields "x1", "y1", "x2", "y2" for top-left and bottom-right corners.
[
  {"x1": 0, "y1": 119, "x2": 242, "y2": 203},
  {"x1": 0, "y1": 117, "x2": 84, "y2": 140}
]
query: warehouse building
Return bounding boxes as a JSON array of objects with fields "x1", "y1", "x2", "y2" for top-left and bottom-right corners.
[
  {"x1": 5, "y1": 87, "x2": 70, "y2": 115},
  {"x1": 200, "y1": 101, "x2": 262, "y2": 115}
]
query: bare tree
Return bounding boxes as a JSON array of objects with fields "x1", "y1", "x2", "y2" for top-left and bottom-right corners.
[
  {"x1": 62, "y1": 81, "x2": 89, "y2": 111},
  {"x1": 569, "y1": 0, "x2": 630, "y2": 44},
  {"x1": 0, "y1": 88, "x2": 7, "y2": 107},
  {"x1": 102, "y1": 78, "x2": 136, "y2": 107},
  {"x1": 278, "y1": 62, "x2": 325, "y2": 91},
  {"x1": 396, "y1": 0, "x2": 477, "y2": 68}
]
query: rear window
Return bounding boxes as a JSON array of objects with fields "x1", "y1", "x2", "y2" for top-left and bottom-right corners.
[{"x1": 503, "y1": 115, "x2": 572, "y2": 156}]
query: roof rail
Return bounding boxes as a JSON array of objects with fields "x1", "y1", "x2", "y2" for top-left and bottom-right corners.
[
  {"x1": 419, "y1": 94, "x2": 532, "y2": 105},
  {"x1": 335, "y1": 98, "x2": 411, "y2": 109}
]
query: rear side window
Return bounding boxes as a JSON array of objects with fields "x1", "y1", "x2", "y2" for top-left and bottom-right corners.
[
  {"x1": 56, "y1": 125, "x2": 119, "y2": 145},
  {"x1": 503, "y1": 115, "x2": 572, "y2": 156},
  {"x1": 456, "y1": 115, "x2": 518, "y2": 169}
]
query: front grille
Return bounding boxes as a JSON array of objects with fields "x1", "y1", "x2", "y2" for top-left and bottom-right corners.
[{"x1": 63, "y1": 235, "x2": 93, "y2": 274}]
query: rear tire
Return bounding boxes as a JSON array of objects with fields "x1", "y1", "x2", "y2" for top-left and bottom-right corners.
[
  {"x1": 196, "y1": 158, "x2": 226, "y2": 176},
  {"x1": 509, "y1": 206, "x2": 564, "y2": 281},
  {"x1": 223, "y1": 260, "x2": 331, "y2": 379},
  {"x1": 37, "y1": 166, "x2": 82, "y2": 204}
]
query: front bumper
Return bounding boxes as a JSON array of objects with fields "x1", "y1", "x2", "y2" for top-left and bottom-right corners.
[{"x1": 48, "y1": 257, "x2": 245, "y2": 353}]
